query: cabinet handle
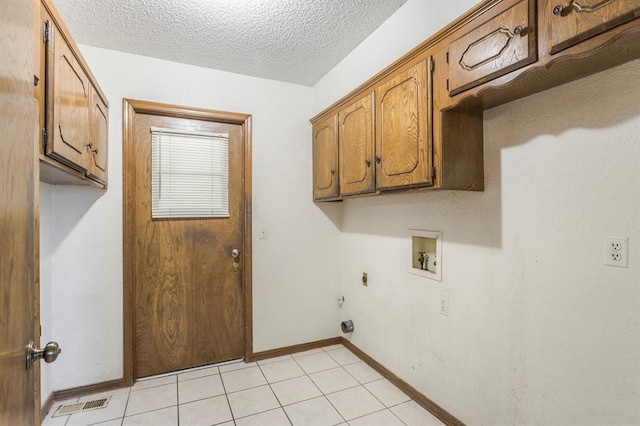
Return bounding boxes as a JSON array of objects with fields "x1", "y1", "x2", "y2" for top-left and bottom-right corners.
[
  {"x1": 513, "y1": 26, "x2": 524, "y2": 36},
  {"x1": 552, "y1": 4, "x2": 564, "y2": 15},
  {"x1": 365, "y1": 160, "x2": 371, "y2": 167},
  {"x1": 375, "y1": 156, "x2": 381, "y2": 164}
]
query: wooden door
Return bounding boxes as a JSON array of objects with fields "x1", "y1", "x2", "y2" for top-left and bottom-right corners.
[
  {"x1": 338, "y1": 92, "x2": 375, "y2": 196},
  {"x1": 547, "y1": 0, "x2": 640, "y2": 54},
  {"x1": 86, "y1": 86, "x2": 108, "y2": 184},
  {"x1": 0, "y1": 0, "x2": 37, "y2": 423},
  {"x1": 448, "y1": 0, "x2": 536, "y2": 96},
  {"x1": 375, "y1": 58, "x2": 433, "y2": 191},
  {"x1": 312, "y1": 114, "x2": 339, "y2": 200},
  {"x1": 44, "y1": 15, "x2": 90, "y2": 172},
  {"x1": 127, "y1": 103, "x2": 249, "y2": 379}
]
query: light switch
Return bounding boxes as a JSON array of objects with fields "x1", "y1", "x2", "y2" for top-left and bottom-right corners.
[{"x1": 258, "y1": 225, "x2": 268, "y2": 239}]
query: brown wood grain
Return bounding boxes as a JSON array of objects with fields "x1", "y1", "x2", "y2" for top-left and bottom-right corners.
[
  {"x1": 251, "y1": 337, "x2": 342, "y2": 361},
  {"x1": 549, "y1": 0, "x2": 640, "y2": 54},
  {"x1": 123, "y1": 100, "x2": 253, "y2": 382},
  {"x1": 449, "y1": 0, "x2": 536, "y2": 96},
  {"x1": 45, "y1": 18, "x2": 90, "y2": 172},
  {"x1": 0, "y1": 0, "x2": 37, "y2": 424},
  {"x1": 338, "y1": 92, "x2": 375, "y2": 196},
  {"x1": 375, "y1": 57, "x2": 433, "y2": 191},
  {"x1": 86, "y1": 86, "x2": 108, "y2": 185},
  {"x1": 312, "y1": 114, "x2": 340, "y2": 200}
]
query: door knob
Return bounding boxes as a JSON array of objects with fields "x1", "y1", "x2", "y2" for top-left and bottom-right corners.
[{"x1": 26, "y1": 341, "x2": 61, "y2": 370}]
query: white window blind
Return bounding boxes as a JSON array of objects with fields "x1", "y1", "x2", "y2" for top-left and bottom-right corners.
[{"x1": 151, "y1": 126, "x2": 229, "y2": 218}]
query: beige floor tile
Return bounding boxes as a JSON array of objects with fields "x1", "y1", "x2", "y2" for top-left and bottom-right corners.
[
  {"x1": 365, "y1": 379, "x2": 410, "y2": 407},
  {"x1": 348, "y1": 409, "x2": 404, "y2": 425},
  {"x1": 227, "y1": 385, "x2": 280, "y2": 419},
  {"x1": 271, "y1": 375, "x2": 322, "y2": 406},
  {"x1": 390, "y1": 401, "x2": 444, "y2": 425},
  {"x1": 257, "y1": 354, "x2": 293, "y2": 365},
  {"x1": 284, "y1": 396, "x2": 344, "y2": 426},
  {"x1": 179, "y1": 395, "x2": 232, "y2": 426},
  {"x1": 291, "y1": 348, "x2": 324, "y2": 358},
  {"x1": 322, "y1": 344, "x2": 345, "y2": 352},
  {"x1": 343, "y1": 362, "x2": 382, "y2": 384},
  {"x1": 178, "y1": 373, "x2": 225, "y2": 404},
  {"x1": 125, "y1": 383, "x2": 177, "y2": 416},
  {"x1": 221, "y1": 366, "x2": 267, "y2": 393},
  {"x1": 326, "y1": 386, "x2": 384, "y2": 421},
  {"x1": 309, "y1": 368, "x2": 359, "y2": 394},
  {"x1": 218, "y1": 360, "x2": 256, "y2": 373},
  {"x1": 235, "y1": 407, "x2": 292, "y2": 426},
  {"x1": 295, "y1": 352, "x2": 339, "y2": 374},
  {"x1": 178, "y1": 365, "x2": 219, "y2": 382},
  {"x1": 131, "y1": 375, "x2": 176, "y2": 392},
  {"x1": 260, "y1": 359, "x2": 305, "y2": 383},
  {"x1": 122, "y1": 406, "x2": 177, "y2": 426},
  {"x1": 326, "y1": 348, "x2": 361, "y2": 366},
  {"x1": 93, "y1": 419, "x2": 123, "y2": 426}
]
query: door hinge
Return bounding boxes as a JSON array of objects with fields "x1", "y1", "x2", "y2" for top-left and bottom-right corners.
[
  {"x1": 430, "y1": 58, "x2": 435, "y2": 72},
  {"x1": 446, "y1": 79, "x2": 449, "y2": 91},
  {"x1": 40, "y1": 325, "x2": 42, "y2": 337},
  {"x1": 43, "y1": 21, "x2": 50, "y2": 44},
  {"x1": 42, "y1": 128, "x2": 48, "y2": 149},
  {"x1": 446, "y1": 51, "x2": 449, "y2": 64},
  {"x1": 432, "y1": 165, "x2": 437, "y2": 180}
]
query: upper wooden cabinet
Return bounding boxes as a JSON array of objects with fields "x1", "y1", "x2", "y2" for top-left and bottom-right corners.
[
  {"x1": 312, "y1": 114, "x2": 339, "y2": 200},
  {"x1": 547, "y1": 0, "x2": 640, "y2": 54},
  {"x1": 375, "y1": 58, "x2": 433, "y2": 190},
  {"x1": 448, "y1": 0, "x2": 536, "y2": 96},
  {"x1": 38, "y1": 0, "x2": 109, "y2": 187},
  {"x1": 338, "y1": 92, "x2": 375, "y2": 196},
  {"x1": 87, "y1": 87, "x2": 108, "y2": 185},
  {"x1": 310, "y1": 0, "x2": 640, "y2": 201}
]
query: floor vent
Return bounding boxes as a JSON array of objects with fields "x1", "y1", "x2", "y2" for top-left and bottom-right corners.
[{"x1": 52, "y1": 397, "x2": 110, "y2": 417}]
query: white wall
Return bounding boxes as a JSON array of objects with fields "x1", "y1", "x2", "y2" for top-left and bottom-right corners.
[
  {"x1": 40, "y1": 47, "x2": 342, "y2": 394},
  {"x1": 314, "y1": 0, "x2": 640, "y2": 424}
]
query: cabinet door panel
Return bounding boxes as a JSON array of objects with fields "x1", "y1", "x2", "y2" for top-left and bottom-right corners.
[
  {"x1": 375, "y1": 58, "x2": 432, "y2": 190},
  {"x1": 449, "y1": 0, "x2": 536, "y2": 96},
  {"x1": 338, "y1": 93, "x2": 375, "y2": 196},
  {"x1": 87, "y1": 88, "x2": 108, "y2": 184},
  {"x1": 548, "y1": 0, "x2": 640, "y2": 54},
  {"x1": 312, "y1": 115, "x2": 339, "y2": 200},
  {"x1": 47, "y1": 25, "x2": 90, "y2": 171}
]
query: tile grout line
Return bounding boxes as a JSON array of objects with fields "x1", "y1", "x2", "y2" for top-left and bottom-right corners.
[{"x1": 256, "y1": 357, "x2": 295, "y2": 425}]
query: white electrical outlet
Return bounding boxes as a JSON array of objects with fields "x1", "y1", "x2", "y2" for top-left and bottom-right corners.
[
  {"x1": 439, "y1": 295, "x2": 449, "y2": 316},
  {"x1": 604, "y1": 236, "x2": 628, "y2": 268}
]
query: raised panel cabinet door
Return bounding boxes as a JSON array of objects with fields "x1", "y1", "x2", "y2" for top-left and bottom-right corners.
[
  {"x1": 548, "y1": 0, "x2": 640, "y2": 54},
  {"x1": 338, "y1": 92, "x2": 375, "y2": 196},
  {"x1": 448, "y1": 0, "x2": 536, "y2": 96},
  {"x1": 375, "y1": 57, "x2": 433, "y2": 191},
  {"x1": 46, "y1": 21, "x2": 90, "y2": 171},
  {"x1": 312, "y1": 114, "x2": 339, "y2": 200},
  {"x1": 86, "y1": 86, "x2": 108, "y2": 184}
]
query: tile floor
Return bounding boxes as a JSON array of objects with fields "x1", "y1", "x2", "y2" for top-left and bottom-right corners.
[{"x1": 42, "y1": 344, "x2": 444, "y2": 426}]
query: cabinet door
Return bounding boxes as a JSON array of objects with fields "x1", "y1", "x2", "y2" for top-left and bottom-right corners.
[
  {"x1": 375, "y1": 58, "x2": 433, "y2": 191},
  {"x1": 548, "y1": 0, "x2": 640, "y2": 54},
  {"x1": 45, "y1": 19, "x2": 90, "y2": 172},
  {"x1": 86, "y1": 87, "x2": 108, "y2": 185},
  {"x1": 338, "y1": 92, "x2": 375, "y2": 196},
  {"x1": 312, "y1": 115, "x2": 339, "y2": 200},
  {"x1": 449, "y1": 0, "x2": 536, "y2": 96}
]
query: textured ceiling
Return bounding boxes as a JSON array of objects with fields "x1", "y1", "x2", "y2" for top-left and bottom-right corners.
[{"x1": 51, "y1": 0, "x2": 407, "y2": 86}]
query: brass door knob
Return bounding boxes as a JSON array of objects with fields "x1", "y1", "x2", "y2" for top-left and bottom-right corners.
[{"x1": 26, "y1": 341, "x2": 61, "y2": 370}]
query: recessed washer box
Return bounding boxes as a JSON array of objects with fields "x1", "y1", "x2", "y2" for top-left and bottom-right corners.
[{"x1": 410, "y1": 229, "x2": 442, "y2": 282}]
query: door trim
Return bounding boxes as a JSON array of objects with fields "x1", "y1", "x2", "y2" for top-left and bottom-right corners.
[{"x1": 122, "y1": 99, "x2": 253, "y2": 386}]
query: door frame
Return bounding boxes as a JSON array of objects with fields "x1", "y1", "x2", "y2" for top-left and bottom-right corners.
[{"x1": 122, "y1": 99, "x2": 253, "y2": 386}]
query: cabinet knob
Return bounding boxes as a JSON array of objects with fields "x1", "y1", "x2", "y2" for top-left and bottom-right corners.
[
  {"x1": 552, "y1": 4, "x2": 564, "y2": 15},
  {"x1": 365, "y1": 160, "x2": 371, "y2": 167},
  {"x1": 513, "y1": 26, "x2": 524, "y2": 36},
  {"x1": 375, "y1": 156, "x2": 381, "y2": 164}
]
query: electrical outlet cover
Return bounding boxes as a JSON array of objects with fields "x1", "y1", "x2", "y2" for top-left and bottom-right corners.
[{"x1": 604, "y1": 236, "x2": 628, "y2": 268}]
